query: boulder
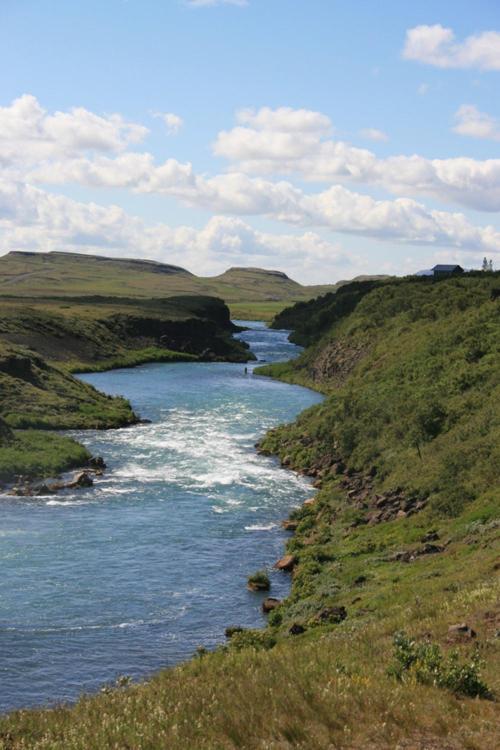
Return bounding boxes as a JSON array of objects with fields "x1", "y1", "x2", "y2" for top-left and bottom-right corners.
[
  {"x1": 275, "y1": 554, "x2": 297, "y2": 572},
  {"x1": 88, "y1": 456, "x2": 107, "y2": 470},
  {"x1": 33, "y1": 483, "x2": 57, "y2": 496},
  {"x1": 67, "y1": 471, "x2": 94, "y2": 489},
  {"x1": 262, "y1": 597, "x2": 281, "y2": 613},
  {"x1": 289, "y1": 623, "x2": 305, "y2": 636},
  {"x1": 316, "y1": 606, "x2": 347, "y2": 624},
  {"x1": 281, "y1": 519, "x2": 298, "y2": 532},
  {"x1": 448, "y1": 623, "x2": 477, "y2": 640},
  {"x1": 303, "y1": 498, "x2": 316, "y2": 507},
  {"x1": 421, "y1": 530, "x2": 439, "y2": 543},
  {"x1": 225, "y1": 626, "x2": 244, "y2": 639}
]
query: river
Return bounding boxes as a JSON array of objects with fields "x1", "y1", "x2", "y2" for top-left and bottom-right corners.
[{"x1": 0, "y1": 321, "x2": 322, "y2": 712}]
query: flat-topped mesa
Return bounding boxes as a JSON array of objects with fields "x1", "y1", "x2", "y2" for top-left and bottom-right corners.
[
  {"x1": 218, "y1": 267, "x2": 292, "y2": 280},
  {"x1": 6, "y1": 251, "x2": 193, "y2": 276}
]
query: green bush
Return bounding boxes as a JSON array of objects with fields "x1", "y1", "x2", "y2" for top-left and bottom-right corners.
[
  {"x1": 228, "y1": 629, "x2": 277, "y2": 652},
  {"x1": 247, "y1": 570, "x2": 270, "y2": 591},
  {"x1": 389, "y1": 631, "x2": 492, "y2": 699}
]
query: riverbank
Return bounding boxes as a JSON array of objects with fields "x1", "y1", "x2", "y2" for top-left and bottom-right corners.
[
  {"x1": 0, "y1": 323, "x2": 322, "y2": 715},
  {"x1": 1, "y1": 276, "x2": 498, "y2": 748},
  {"x1": 0, "y1": 295, "x2": 253, "y2": 484}
]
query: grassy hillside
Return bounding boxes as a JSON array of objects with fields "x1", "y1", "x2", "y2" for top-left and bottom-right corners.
[
  {"x1": 0, "y1": 293, "x2": 251, "y2": 482},
  {"x1": 1, "y1": 273, "x2": 498, "y2": 748},
  {"x1": 0, "y1": 251, "x2": 340, "y2": 320}
]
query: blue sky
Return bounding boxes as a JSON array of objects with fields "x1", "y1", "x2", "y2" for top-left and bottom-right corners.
[{"x1": 0, "y1": 0, "x2": 499, "y2": 282}]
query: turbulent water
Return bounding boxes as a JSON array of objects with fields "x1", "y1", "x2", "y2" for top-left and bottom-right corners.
[{"x1": 0, "y1": 322, "x2": 322, "y2": 712}]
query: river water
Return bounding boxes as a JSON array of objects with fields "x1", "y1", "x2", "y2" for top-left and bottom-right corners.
[{"x1": 0, "y1": 322, "x2": 322, "y2": 712}]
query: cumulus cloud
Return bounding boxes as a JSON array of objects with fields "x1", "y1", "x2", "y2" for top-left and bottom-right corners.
[
  {"x1": 0, "y1": 180, "x2": 345, "y2": 278},
  {"x1": 17, "y1": 152, "x2": 500, "y2": 255},
  {"x1": 153, "y1": 112, "x2": 184, "y2": 135},
  {"x1": 0, "y1": 95, "x2": 148, "y2": 168},
  {"x1": 453, "y1": 104, "x2": 500, "y2": 141},
  {"x1": 213, "y1": 106, "x2": 500, "y2": 211},
  {"x1": 403, "y1": 24, "x2": 500, "y2": 70},
  {"x1": 1, "y1": 95, "x2": 499, "y2": 269},
  {"x1": 359, "y1": 128, "x2": 388, "y2": 142}
]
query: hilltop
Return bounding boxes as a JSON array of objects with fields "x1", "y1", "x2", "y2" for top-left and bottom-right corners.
[
  {"x1": 0, "y1": 247, "x2": 354, "y2": 484},
  {"x1": 0, "y1": 251, "x2": 342, "y2": 320},
  {"x1": 1, "y1": 272, "x2": 498, "y2": 748}
]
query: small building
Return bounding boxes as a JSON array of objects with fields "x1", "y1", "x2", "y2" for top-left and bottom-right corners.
[{"x1": 432, "y1": 264, "x2": 464, "y2": 277}]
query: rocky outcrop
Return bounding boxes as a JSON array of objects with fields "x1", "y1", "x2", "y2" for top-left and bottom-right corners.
[
  {"x1": 307, "y1": 339, "x2": 368, "y2": 386},
  {"x1": 388, "y1": 543, "x2": 445, "y2": 563},
  {"x1": 262, "y1": 598, "x2": 281, "y2": 613},
  {"x1": 274, "y1": 555, "x2": 297, "y2": 572},
  {"x1": 7, "y1": 467, "x2": 99, "y2": 497},
  {"x1": 315, "y1": 606, "x2": 347, "y2": 624}
]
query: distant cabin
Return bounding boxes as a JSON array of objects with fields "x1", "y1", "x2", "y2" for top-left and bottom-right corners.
[{"x1": 432, "y1": 264, "x2": 464, "y2": 277}]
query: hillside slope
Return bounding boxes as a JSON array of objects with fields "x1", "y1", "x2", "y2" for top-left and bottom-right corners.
[
  {"x1": 1, "y1": 274, "x2": 498, "y2": 749},
  {"x1": 0, "y1": 294, "x2": 251, "y2": 483},
  {"x1": 0, "y1": 251, "x2": 339, "y2": 319}
]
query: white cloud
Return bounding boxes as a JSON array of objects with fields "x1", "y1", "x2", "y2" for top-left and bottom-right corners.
[
  {"x1": 0, "y1": 180, "x2": 346, "y2": 279},
  {"x1": 153, "y1": 112, "x2": 184, "y2": 135},
  {"x1": 213, "y1": 106, "x2": 500, "y2": 211},
  {"x1": 237, "y1": 106, "x2": 332, "y2": 134},
  {"x1": 18, "y1": 154, "x2": 500, "y2": 255},
  {"x1": 359, "y1": 128, "x2": 388, "y2": 142},
  {"x1": 403, "y1": 24, "x2": 500, "y2": 70},
  {"x1": 453, "y1": 104, "x2": 500, "y2": 141},
  {"x1": 1, "y1": 96, "x2": 499, "y2": 271},
  {"x1": 0, "y1": 95, "x2": 148, "y2": 169}
]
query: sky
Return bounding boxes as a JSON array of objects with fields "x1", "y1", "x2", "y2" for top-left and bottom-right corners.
[{"x1": 0, "y1": 0, "x2": 499, "y2": 283}]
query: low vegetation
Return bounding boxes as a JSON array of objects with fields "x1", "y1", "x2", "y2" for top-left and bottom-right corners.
[
  {"x1": 0, "y1": 272, "x2": 498, "y2": 748},
  {"x1": 0, "y1": 292, "x2": 250, "y2": 482},
  {"x1": 247, "y1": 569, "x2": 270, "y2": 591},
  {"x1": 0, "y1": 430, "x2": 90, "y2": 483}
]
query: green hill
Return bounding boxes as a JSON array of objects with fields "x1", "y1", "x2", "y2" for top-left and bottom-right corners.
[
  {"x1": 0, "y1": 251, "x2": 342, "y2": 320},
  {"x1": 0, "y1": 292, "x2": 251, "y2": 484},
  {"x1": 2, "y1": 273, "x2": 499, "y2": 748}
]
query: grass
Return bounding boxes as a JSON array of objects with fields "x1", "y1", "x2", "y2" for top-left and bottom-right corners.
[
  {"x1": 0, "y1": 251, "x2": 338, "y2": 303},
  {"x1": 0, "y1": 272, "x2": 498, "y2": 747},
  {"x1": 247, "y1": 569, "x2": 271, "y2": 591},
  {"x1": 0, "y1": 292, "x2": 251, "y2": 481},
  {"x1": 0, "y1": 430, "x2": 90, "y2": 482},
  {"x1": 0, "y1": 573, "x2": 498, "y2": 748}
]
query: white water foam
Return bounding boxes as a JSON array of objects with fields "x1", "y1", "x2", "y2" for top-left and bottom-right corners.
[{"x1": 244, "y1": 523, "x2": 278, "y2": 531}]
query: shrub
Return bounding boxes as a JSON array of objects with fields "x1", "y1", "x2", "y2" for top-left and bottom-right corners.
[
  {"x1": 229, "y1": 629, "x2": 277, "y2": 651},
  {"x1": 389, "y1": 631, "x2": 492, "y2": 699},
  {"x1": 247, "y1": 570, "x2": 270, "y2": 591}
]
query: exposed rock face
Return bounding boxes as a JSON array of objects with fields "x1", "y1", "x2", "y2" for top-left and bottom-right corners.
[
  {"x1": 308, "y1": 339, "x2": 368, "y2": 386},
  {"x1": 447, "y1": 623, "x2": 477, "y2": 642},
  {"x1": 0, "y1": 417, "x2": 13, "y2": 445},
  {"x1": 0, "y1": 353, "x2": 42, "y2": 384},
  {"x1": 315, "y1": 606, "x2": 347, "y2": 624},
  {"x1": 389, "y1": 543, "x2": 445, "y2": 563},
  {"x1": 66, "y1": 471, "x2": 94, "y2": 489},
  {"x1": 88, "y1": 456, "x2": 106, "y2": 470},
  {"x1": 262, "y1": 598, "x2": 281, "y2": 613},
  {"x1": 275, "y1": 554, "x2": 297, "y2": 572},
  {"x1": 281, "y1": 519, "x2": 298, "y2": 532}
]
